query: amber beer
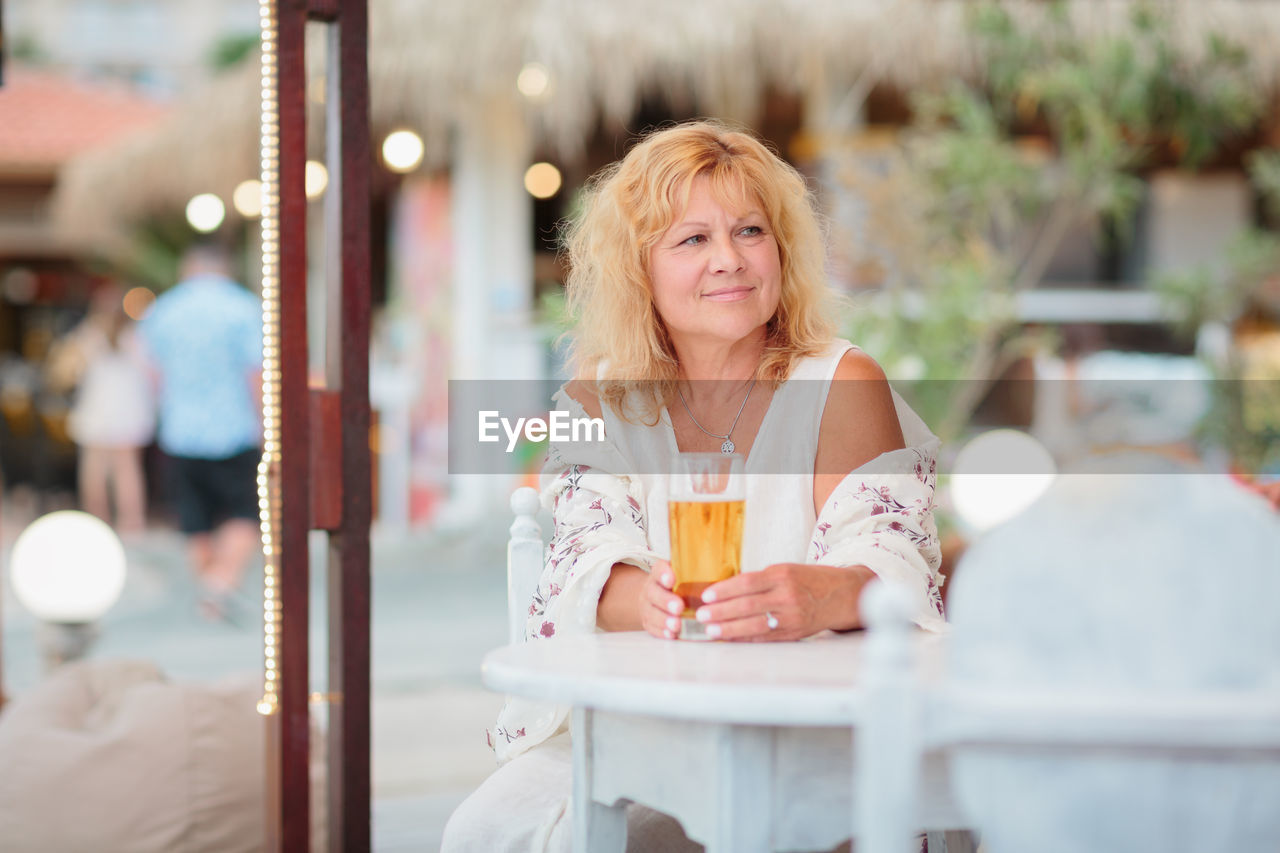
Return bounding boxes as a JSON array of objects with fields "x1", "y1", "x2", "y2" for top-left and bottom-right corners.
[
  {"x1": 668, "y1": 498, "x2": 746, "y2": 606},
  {"x1": 668, "y1": 453, "x2": 745, "y2": 640}
]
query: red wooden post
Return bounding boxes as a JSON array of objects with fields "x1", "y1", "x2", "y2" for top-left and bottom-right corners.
[
  {"x1": 266, "y1": 0, "x2": 371, "y2": 849},
  {"x1": 274, "y1": 0, "x2": 314, "y2": 848},
  {"x1": 321, "y1": 0, "x2": 372, "y2": 848}
]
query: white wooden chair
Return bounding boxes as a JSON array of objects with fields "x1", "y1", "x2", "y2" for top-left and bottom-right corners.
[
  {"x1": 507, "y1": 486, "x2": 544, "y2": 646},
  {"x1": 857, "y1": 457, "x2": 1280, "y2": 853}
]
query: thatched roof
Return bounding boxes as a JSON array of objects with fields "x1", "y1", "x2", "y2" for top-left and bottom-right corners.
[
  {"x1": 52, "y1": 0, "x2": 1280, "y2": 245},
  {"x1": 0, "y1": 68, "x2": 169, "y2": 256},
  {"x1": 53, "y1": 58, "x2": 260, "y2": 249}
]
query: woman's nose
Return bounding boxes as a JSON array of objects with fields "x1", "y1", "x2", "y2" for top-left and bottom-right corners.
[{"x1": 708, "y1": 234, "x2": 745, "y2": 273}]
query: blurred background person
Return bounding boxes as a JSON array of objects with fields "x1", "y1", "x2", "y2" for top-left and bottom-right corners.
[
  {"x1": 45, "y1": 282, "x2": 156, "y2": 534},
  {"x1": 138, "y1": 241, "x2": 263, "y2": 621}
]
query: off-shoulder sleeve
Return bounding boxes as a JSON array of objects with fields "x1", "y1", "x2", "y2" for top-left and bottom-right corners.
[
  {"x1": 808, "y1": 434, "x2": 947, "y2": 633},
  {"x1": 488, "y1": 387, "x2": 660, "y2": 763}
]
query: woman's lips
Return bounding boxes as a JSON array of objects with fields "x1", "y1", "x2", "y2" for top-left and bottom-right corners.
[{"x1": 702, "y1": 286, "x2": 754, "y2": 302}]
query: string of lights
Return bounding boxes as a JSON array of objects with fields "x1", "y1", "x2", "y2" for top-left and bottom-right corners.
[{"x1": 256, "y1": 0, "x2": 282, "y2": 717}]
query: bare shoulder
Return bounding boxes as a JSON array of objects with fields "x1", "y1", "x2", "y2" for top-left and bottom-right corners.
[
  {"x1": 814, "y1": 349, "x2": 906, "y2": 505},
  {"x1": 564, "y1": 378, "x2": 604, "y2": 420},
  {"x1": 824, "y1": 348, "x2": 898, "y2": 426},
  {"x1": 832, "y1": 347, "x2": 890, "y2": 384}
]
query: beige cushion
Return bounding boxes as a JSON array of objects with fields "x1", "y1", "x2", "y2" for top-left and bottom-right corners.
[{"x1": 0, "y1": 660, "x2": 273, "y2": 852}]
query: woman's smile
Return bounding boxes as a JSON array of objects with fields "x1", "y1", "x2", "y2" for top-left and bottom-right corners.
[{"x1": 702, "y1": 285, "x2": 756, "y2": 302}]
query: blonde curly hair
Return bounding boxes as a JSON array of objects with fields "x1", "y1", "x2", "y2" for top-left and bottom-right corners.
[{"x1": 562, "y1": 120, "x2": 837, "y2": 423}]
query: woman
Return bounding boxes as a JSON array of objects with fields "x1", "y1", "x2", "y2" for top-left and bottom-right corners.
[
  {"x1": 48, "y1": 282, "x2": 156, "y2": 533},
  {"x1": 443, "y1": 121, "x2": 944, "y2": 852}
]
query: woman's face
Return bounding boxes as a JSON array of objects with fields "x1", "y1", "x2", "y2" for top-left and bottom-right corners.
[{"x1": 648, "y1": 177, "x2": 782, "y2": 352}]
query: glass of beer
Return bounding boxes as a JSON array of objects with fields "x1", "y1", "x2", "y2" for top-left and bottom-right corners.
[{"x1": 668, "y1": 452, "x2": 746, "y2": 640}]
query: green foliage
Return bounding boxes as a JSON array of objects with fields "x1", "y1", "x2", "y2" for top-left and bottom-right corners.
[
  {"x1": 1151, "y1": 147, "x2": 1280, "y2": 470},
  {"x1": 118, "y1": 217, "x2": 190, "y2": 292},
  {"x1": 1143, "y1": 27, "x2": 1260, "y2": 168},
  {"x1": 207, "y1": 32, "x2": 260, "y2": 71},
  {"x1": 1194, "y1": 372, "x2": 1280, "y2": 474},
  {"x1": 976, "y1": 2, "x2": 1262, "y2": 170},
  {"x1": 839, "y1": 1, "x2": 1266, "y2": 442},
  {"x1": 537, "y1": 288, "x2": 575, "y2": 376},
  {"x1": 7, "y1": 34, "x2": 48, "y2": 64},
  {"x1": 1154, "y1": 230, "x2": 1280, "y2": 338},
  {"x1": 910, "y1": 88, "x2": 1046, "y2": 242},
  {"x1": 538, "y1": 288, "x2": 572, "y2": 336},
  {"x1": 1155, "y1": 150, "x2": 1280, "y2": 336},
  {"x1": 1248, "y1": 149, "x2": 1280, "y2": 223}
]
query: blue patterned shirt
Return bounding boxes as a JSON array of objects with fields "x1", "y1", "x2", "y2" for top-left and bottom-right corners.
[{"x1": 139, "y1": 274, "x2": 263, "y2": 459}]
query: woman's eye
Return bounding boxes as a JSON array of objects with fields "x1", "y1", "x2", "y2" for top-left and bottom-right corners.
[
  {"x1": 739, "y1": 225, "x2": 763, "y2": 237},
  {"x1": 681, "y1": 234, "x2": 704, "y2": 246}
]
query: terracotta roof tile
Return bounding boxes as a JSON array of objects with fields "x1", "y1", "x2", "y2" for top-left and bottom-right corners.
[{"x1": 0, "y1": 68, "x2": 171, "y2": 173}]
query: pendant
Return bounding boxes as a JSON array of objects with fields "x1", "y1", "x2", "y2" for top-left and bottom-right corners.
[{"x1": 720, "y1": 439, "x2": 735, "y2": 454}]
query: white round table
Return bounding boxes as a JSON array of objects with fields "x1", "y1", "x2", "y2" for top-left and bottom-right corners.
[{"x1": 482, "y1": 631, "x2": 965, "y2": 853}]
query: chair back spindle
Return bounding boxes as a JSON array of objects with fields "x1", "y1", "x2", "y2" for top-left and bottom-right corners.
[{"x1": 507, "y1": 487, "x2": 544, "y2": 645}]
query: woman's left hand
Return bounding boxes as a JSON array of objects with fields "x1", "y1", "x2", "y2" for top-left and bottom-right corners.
[{"x1": 692, "y1": 563, "x2": 876, "y2": 641}]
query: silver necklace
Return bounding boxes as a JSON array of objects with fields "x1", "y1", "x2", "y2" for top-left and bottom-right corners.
[{"x1": 676, "y1": 377, "x2": 758, "y2": 454}]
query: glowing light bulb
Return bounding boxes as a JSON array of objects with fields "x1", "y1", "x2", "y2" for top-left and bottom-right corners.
[
  {"x1": 381, "y1": 129, "x2": 425, "y2": 173},
  {"x1": 305, "y1": 160, "x2": 328, "y2": 199},
  {"x1": 524, "y1": 162, "x2": 562, "y2": 199},
  {"x1": 186, "y1": 193, "x2": 225, "y2": 233},
  {"x1": 233, "y1": 179, "x2": 265, "y2": 218},
  {"x1": 517, "y1": 62, "x2": 552, "y2": 99}
]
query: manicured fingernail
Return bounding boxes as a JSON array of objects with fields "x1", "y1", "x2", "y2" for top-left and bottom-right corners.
[
  {"x1": 706, "y1": 623, "x2": 721, "y2": 638},
  {"x1": 701, "y1": 590, "x2": 717, "y2": 603},
  {"x1": 667, "y1": 599, "x2": 682, "y2": 615},
  {"x1": 667, "y1": 616, "x2": 679, "y2": 631},
  {"x1": 664, "y1": 630, "x2": 675, "y2": 639},
  {"x1": 662, "y1": 571, "x2": 673, "y2": 585},
  {"x1": 695, "y1": 607, "x2": 710, "y2": 622}
]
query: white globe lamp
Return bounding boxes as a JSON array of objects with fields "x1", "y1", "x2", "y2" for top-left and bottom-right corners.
[
  {"x1": 950, "y1": 429, "x2": 1056, "y2": 534},
  {"x1": 9, "y1": 511, "x2": 127, "y2": 666}
]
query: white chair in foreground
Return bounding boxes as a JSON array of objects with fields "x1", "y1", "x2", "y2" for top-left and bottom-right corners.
[
  {"x1": 858, "y1": 456, "x2": 1280, "y2": 853},
  {"x1": 507, "y1": 486, "x2": 544, "y2": 645}
]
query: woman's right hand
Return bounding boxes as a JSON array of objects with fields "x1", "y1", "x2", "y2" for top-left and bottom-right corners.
[
  {"x1": 597, "y1": 560, "x2": 684, "y2": 637},
  {"x1": 642, "y1": 559, "x2": 686, "y2": 640}
]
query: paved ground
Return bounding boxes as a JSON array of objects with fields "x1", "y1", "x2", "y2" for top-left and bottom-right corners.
[{"x1": 1, "y1": 490, "x2": 518, "y2": 851}]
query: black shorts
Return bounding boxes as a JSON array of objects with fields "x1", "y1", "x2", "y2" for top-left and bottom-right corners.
[{"x1": 169, "y1": 449, "x2": 260, "y2": 534}]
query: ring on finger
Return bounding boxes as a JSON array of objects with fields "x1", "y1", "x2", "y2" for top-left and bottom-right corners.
[{"x1": 765, "y1": 611, "x2": 779, "y2": 631}]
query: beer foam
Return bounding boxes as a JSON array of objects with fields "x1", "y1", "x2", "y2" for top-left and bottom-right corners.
[{"x1": 670, "y1": 492, "x2": 744, "y2": 503}]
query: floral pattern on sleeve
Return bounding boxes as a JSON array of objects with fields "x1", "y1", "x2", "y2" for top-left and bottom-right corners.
[
  {"x1": 809, "y1": 443, "x2": 947, "y2": 631},
  {"x1": 523, "y1": 464, "x2": 651, "y2": 643}
]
